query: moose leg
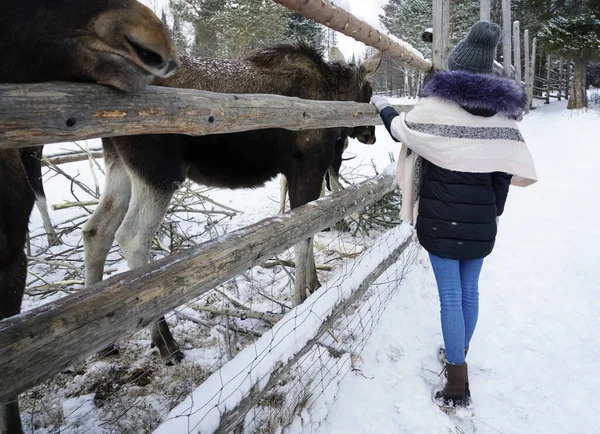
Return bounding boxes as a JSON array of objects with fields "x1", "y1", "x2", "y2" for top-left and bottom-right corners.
[
  {"x1": 0, "y1": 250, "x2": 27, "y2": 434},
  {"x1": 35, "y1": 196, "x2": 60, "y2": 246},
  {"x1": 82, "y1": 149, "x2": 132, "y2": 357},
  {"x1": 305, "y1": 237, "x2": 320, "y2": 293},
  {"x1": 328, "y1": 166, "x2": 343, "y2": 193},
  {"x1": 114, "y1": 174, "x2": 183, "y2": 363},
  {"x1": 19, "y1": 147, "x2": 60, "y2": 246},
  {"x1": 0, "y1": 150, "x2": 35, "y2": 434},
  {"x1": 0, "y1": 398, "x2": 23, "y2": 434},
  {"x1": 287, "y1": 159, "x2": 331, "y2": 305},
  {"x1": 83, "y1": 154, "x2": 132, "y2": 287},
  {"x1": 279, "y1": 174, "x2": 288, "y2": 214},
  {"x1": 293, "y1": 240, "x2": 310, "y2": 305}
]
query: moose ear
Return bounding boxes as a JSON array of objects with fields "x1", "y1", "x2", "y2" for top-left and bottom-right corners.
[
  {"x1": 329, "y1": 47, "x2": 347, "y2": 64},
  {"x1": 362, "y1": 51, "x2": 383, "y2": 77}
]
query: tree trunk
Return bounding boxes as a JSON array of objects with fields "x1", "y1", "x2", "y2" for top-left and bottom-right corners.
[{"x1": 567, "y1": 57, "x2": 588, "y2": 110}]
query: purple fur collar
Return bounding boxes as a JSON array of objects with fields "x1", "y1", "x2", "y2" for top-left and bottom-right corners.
[{"x1": 421, "y1": 71, "x2": 527, "y2": 118}]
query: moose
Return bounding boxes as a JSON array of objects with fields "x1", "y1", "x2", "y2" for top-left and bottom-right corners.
[
  {"x1": 279, "y1": 126, "x2": 372, "y2": 213},
  {"x1": 0, "y1": 0, "x2": 179, "y2": 432},
  {"x1": 82, "y1": 42, "x2": 382, "y2": 364}
]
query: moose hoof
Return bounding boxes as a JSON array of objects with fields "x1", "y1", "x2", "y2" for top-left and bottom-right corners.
[
  {"x1": 307, "y1": 278, "x2": 321, "y2": 295},
  {"x1": 156, "y1": 342, "x2": 185, "y2": 365}
]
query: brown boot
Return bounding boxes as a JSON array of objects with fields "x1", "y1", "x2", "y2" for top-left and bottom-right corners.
[
  {"x1": 435, "y1": 362, "x2": 471, "y2": 407},
  {"x1": 438, "y1": 347, "x2": 470, "y2": 392}
]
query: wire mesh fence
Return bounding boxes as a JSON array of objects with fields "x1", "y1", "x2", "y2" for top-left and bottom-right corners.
[
  {"x1": 153, "y1": 224, "x2": 417, "y2": 434},
  {"x1": 12, "y1": 145, "x2": 416, "y2": 434}
]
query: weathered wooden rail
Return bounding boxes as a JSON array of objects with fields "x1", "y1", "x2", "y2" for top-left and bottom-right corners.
[
  {"x1": 0, "y1": 82, "x2": 415, "y2": 149},
  {"x1": 0, "y1": 171, "x2": 396, "y2": 404},
  {"x1": 274, "y1": 0, "x2": 431, "y2": 72}
]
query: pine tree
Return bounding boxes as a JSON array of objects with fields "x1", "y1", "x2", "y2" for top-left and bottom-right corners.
[
  {"x1": 213, "y1": 0, "x2": 289, "y2": 59},
  {"x1": 161, "y1": 7, "x2": 189, "y2": 53},
  {"x1": 170, "y1": 0, "x2": 326, "y2": 59},
  {"x1": 380, "y1": 0, "x2": 486, "y2": 62},
  {"x1": 323, "y1": 27, "x2": 338, "y2": 52},
  {"x1": 170, "y1": 0, "x2": 227, "y2": 57},
  {"x1": 380, "y1": 0, "x2": 432, "y2": 58},
  {"x1": 285, "y1": 13, "x2": 326, "y2": 53},
  {"x1": 539, "y1": 1, "x2": 600, "y2": 108}
]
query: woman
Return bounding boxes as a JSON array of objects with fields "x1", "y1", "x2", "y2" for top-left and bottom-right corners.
[{"x1": 371, "y1": 21, "x2": 537, "y2": 407}]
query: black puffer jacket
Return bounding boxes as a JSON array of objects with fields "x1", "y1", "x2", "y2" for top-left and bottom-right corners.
[
  {"x1": 417, "y1": 161, "x2": 511, "y2": 260},
  {"x1": 378, "y1": 70, "x2": 527, "y2": 260}
]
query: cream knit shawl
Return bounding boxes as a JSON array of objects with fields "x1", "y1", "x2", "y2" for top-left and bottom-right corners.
[{"x1": 391, "y1": 96, "x2": 538, "y2": 224}]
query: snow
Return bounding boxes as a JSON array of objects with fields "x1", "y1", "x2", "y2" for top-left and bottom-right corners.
[
  {"x1": 388, "y1": 34, "x2": 426, "y2": 60},
  {"x1": 62, "y1": 394, "x2": 104, "y2": 433},
  {"x1": 286, "y1": 101, "x2": 600, "y2": 433}
]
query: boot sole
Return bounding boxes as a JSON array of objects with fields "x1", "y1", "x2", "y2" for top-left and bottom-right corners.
[{"x1": 433, "y1": 394, "x2": 475, "y2": 418}]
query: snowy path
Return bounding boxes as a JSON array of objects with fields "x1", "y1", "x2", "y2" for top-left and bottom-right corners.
[{"x1": 305, "y1": 102, "x2": 600, "y2": 433}]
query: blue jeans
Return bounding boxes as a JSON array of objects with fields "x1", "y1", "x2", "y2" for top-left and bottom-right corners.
[{"x1": 428, "y1": 253, "x2": 484, "y2": 364}]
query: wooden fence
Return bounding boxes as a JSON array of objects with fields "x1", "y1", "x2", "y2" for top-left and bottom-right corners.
[
  {"x1": 0, "y1": 169, "x2": 396, "y2": 404},
  {"x1": 1, "y1": 1, "x2": 422, "y2": 404}
]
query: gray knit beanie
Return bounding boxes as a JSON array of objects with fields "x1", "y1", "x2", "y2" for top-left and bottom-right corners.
[{"x1": 448, "y1": 21, "x2": 501, "y2": 74}]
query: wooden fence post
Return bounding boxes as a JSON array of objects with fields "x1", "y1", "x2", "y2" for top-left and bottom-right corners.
[
  {"x1": 481, "y1": 0, "x2": 491, "y2": 21},
  {"x1": 513, "y1": 21, "x2": 522, "y2": 85},
  {"x1": 565, "y1": 61, "x2": 571, "y2": 100},
  {"x1": 558, "y1": 58, "x2": 563, "y2": 101},
  {"x1": 524, "y1": 30, "x2": 531, "y2": 112},
  {"x1": 546, "y1": 54, "x2": 551, "y2": 104},
  {"x1": 501, "y1": 0, "x2": 512, "y2": 77},
  {"x1": 530, "y1": 37, "x2": 537, "y2": 103},
  {"x1": 432, "y1": 0, "x2": 451, "y2": 71}
]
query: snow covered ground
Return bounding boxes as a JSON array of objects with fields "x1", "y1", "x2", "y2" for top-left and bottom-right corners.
[{"x1": 299, "y1": 101, "x2": 600, "y2": 433}]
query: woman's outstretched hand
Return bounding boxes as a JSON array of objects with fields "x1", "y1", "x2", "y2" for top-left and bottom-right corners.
[{"x1": 371, "y1": 95, "x2": 392, "y2": 113}]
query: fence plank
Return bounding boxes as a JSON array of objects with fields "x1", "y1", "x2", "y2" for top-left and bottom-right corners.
[
  {"x1": 530, "y1": 37, "x2": 538, "y2": 100},
  {"x1": 480, "y1": 0, "x2": 491, "y2": 21},
  {"x1": 273, "y1": 0, "x2": 431, "y2": 72},
  {"x1": 0, "y1": 172, "x2": 396, "y2": 404},
  {"x1": 558, "y1": 58, "x2": 563, "y2": 101},
  {"x1": 513, "y1": 21, "x2": 522, "y2": 84},
  {"x1": 546, "y1": 54, "x2": 552, "y2": 104},
  {"x1": 432, "y1": 0, "x2": 450, "y2": 71},
  {"x1": 524, "y1": 30, "x2": 531, "y2": 112},
  {"x1": 501, "y1": 0, "x2": 512, "y2": 77},
  {"x1": 0, "y1": 82, "x2": 415, "y2": 149}
]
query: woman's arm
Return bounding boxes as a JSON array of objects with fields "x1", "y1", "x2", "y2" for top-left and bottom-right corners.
[{"x1": 371, "y1": 96, "x2": 401, "y2": 143}]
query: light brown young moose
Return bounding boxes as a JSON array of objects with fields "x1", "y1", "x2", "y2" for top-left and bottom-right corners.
[{"x1": 83, "y1": 43, "x2": 382, "y2": 363}]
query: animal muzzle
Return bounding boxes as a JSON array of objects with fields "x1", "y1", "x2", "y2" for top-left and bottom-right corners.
[
  {"x1": 356, "y1": 131, "x2": 376, "y2": 145},
  {"x1": 95, "y1": 1, "x2": 181, "y2": 80},
  {"x1": 125, "y1": 34, "x2": 180, "y2": 78}
]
